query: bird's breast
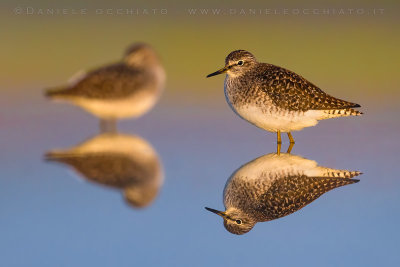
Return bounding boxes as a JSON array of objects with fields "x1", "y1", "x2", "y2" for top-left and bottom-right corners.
[{"x1": 223, "y1": 76, "x2": 320, "y2": 132}]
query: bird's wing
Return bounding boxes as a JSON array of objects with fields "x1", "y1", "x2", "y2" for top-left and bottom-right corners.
[
  {"x1": 45, "y1": 152, "x2": 150, "y2": 187},
  {"x1": 65, "y1": 63, "x2": 151, "y2": 99},
  {"x1": 258, "y1": 64, "x2": 361, "y2": 111},
  {"x1": 257, "y1": 175, "x2": 359, "y2": 220}
]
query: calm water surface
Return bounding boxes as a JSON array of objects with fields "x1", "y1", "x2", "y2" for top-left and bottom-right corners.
[{"x1": 0, "y1": 90, "x2": 399, "y2": 266}]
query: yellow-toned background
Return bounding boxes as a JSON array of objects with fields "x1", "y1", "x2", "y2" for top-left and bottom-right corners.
[{"x1": 1, "y1": 0, "x2": 399, "y2": 106}]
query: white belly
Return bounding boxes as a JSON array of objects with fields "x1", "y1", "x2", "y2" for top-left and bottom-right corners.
[
  {"x1": 70, "y1": 91, "x2": 158, "y2": 119},
  {"x1": 234, "y1": 105, "x2": 322, "y2": 132}
]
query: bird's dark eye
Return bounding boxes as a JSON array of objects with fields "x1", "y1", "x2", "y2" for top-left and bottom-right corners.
[
  {"x1": 236, "y1": 220, "x2": 242, "y2": 224},
  {"x1": 237, "y1": 60, "x2": 244, "y2": 66}
]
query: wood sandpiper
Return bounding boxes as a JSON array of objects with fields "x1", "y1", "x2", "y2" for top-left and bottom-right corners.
[
  {"x1": 205, "y1": 152, "x2": 361, "y2": 235},
  {"x1": 207, "y1": 50, "x2": 362, "y2": 144},
  {"x1": 45, "y1": 133, "x2": 163, "y2": 208},
  {"x1": 46, "y1": 43, "x2": 165, "y2": 129}
]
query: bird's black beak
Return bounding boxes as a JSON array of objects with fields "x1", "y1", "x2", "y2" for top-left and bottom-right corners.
[
  {"x1": 205, "y1": 207, "x2": 227, "y2": 218},
  {"x1": 206, "y1": 66, "x2": 229, "y2": 78}
]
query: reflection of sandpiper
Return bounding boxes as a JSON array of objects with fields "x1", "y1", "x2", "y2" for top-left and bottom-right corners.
[
  {"x1": 45, "y1": 133, "x2": 163, "y2": 208},
  {"x1": 207, "y1": 50, "x2": 362, "y2": 144},
  {"x1": 205, "y1": 152, "x2": 361, "y2": 235},
  {"x1": 45, "y1": 43, "x2": 165, "y2": 131}
]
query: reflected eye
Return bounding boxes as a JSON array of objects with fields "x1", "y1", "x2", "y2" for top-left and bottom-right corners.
[
  {"x1": 237, "y1": 60, "x2": 244, "y2": 66},
  {"x1": 235, "y1": 220, "x2": 242, "y2": 225}
]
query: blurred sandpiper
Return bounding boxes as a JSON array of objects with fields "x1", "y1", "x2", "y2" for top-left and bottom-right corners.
[
  {"x1": 46, "y1": 43, "x2": 165, "y2": 129},
  {"x1": 45, "y1": 133, "x2": 163, "y2": 208},
  {"x1": 207, "y1": 50, "x2": 362, "y2": 144}
]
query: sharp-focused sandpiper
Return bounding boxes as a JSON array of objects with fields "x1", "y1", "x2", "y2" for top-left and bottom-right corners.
[
  {"x1": 46, "y1": 43, "x2": 165, "y2": 126},
  {"x1": 205, "y1": 152, "x2": 361, "y2": 235},
  {"x1": 45, "y1": 133, "x2": 163, "y2": 208},
  {"x1": 207, "y1": 50, "x2": 362, "y2": 144}
]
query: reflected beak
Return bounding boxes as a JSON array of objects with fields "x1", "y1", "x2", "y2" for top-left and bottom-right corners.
[
  {"x1": 205, "y1": 207, "x2": 227, "y2": 218},
  {"x1": 206, "y1": 66, "x2": 230, "y2": 78}
]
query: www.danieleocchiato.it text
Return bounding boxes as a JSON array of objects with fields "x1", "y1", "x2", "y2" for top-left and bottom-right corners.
[{"x1": 186, "y1": 8, "x2": 384, "y2": 16}]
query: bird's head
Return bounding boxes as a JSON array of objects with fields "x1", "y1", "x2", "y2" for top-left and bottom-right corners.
[
  {"x1": 205, "y1": 207, "x2": 256, "y2": 235},
  {"x1": 124, "y1": 43, "x2": 161, "y2": 68},
  {"x1": 206, "y1": 50, "x2": 257, "y2": 78}
]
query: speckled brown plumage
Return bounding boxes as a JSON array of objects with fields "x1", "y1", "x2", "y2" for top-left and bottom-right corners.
[
  {"x1": 45, "y1": 43, "x2": 165, "y2": 120},
  {"x1": 224, "y1": 173, "x2": 358, "y2": 223},
  {"x1": 259, "y1": 175, "x2": 358, "y2": 220},
  {"x1": 49, "y1": 64, "x2": 157, "y2": 100},
  {"x1": 208, "y1": 50, "x2": 362, "y2": 136},
  {"x1": 45, "y1": 133, "x2": 163, "y2": 208},
  {"x1": 222, "y1": 50, "x2": 359, "y2": 110},
  {"x1": 205, "y1": 153, "x2": 361, "y2": 235},
  {"x1": 256, "y1": 64, "x2": 360, "y2": 111},
  {"x1": 47, "y1": 153, "x2": 159, "y2": 188}
]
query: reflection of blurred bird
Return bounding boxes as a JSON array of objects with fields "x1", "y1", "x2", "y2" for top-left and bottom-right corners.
[
  {"x1": 45, "y1": 43, "x2": 165, "y2": 125},
  {"x1": 45, "y1": 133, "x2": 163, "y2": 208},
  {"x1": 207, "y1": 50, "x2": 362, "y2": 144},
  {"x1": 205, "y1": 153, "x2": 361, "y2": 235}
]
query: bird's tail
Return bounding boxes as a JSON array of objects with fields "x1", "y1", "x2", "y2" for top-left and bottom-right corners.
[
  {"x1": 318, "y1": 167, "x2": 362, "y2": 179},
  {"x1": 44, "y1": 151, "x2": 83, "y2": 164},
  {"x1": 318, "y1": 176, "x2": 360, "y2": 190},
  {"x1": 321, "y1": 108, "x2": 363, "y2": 119},
  {"x1": 44, "y1": 85, "x2": 71, "y2": 99},
  {"x1": 44, "y1": 151, "x2": 69, "y2": 161},
  {"x1": 307, "y1": 166, "x2": 362, "y2": 179}
]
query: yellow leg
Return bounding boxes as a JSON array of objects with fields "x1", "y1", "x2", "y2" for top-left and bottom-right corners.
[
  {"x1": 287, "y1": 142, "x2": 294, "y2": 154},
  {"x1": 287, "y1": 132, "x2": 295, "y2": 144},
  {"x1": 277, "y1": 142, "x2": 281, "y2": 156},
  {"x1": 100, "y1": 119, "x2": 117, "y2": 133},
  {"x1": 277, "y1": 130, "x2": 282, "y2": 144}
]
